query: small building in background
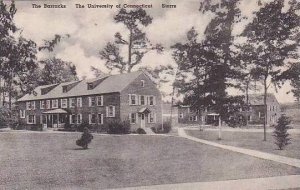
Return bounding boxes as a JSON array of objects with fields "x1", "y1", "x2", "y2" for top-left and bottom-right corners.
[
  {"x1": 177, "y1": 93, "x2": 281, "y2": 126},
  {"x1": 245, "y1": 93, "x2": 281, "y2": 126}
]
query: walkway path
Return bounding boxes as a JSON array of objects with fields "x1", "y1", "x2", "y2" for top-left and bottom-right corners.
[
  {"x1": 184, "y1": 126, "x2": 300, "y2": 134},
  {"x1": 112, "y1": 175, "x2": 300, "y2": 190},
  {"x1": 178, "y1": 128, "x2": 300, "y2": 168}
]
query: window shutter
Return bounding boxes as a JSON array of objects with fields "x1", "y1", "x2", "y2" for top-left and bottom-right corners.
[
  {"x1": 88, "y1": 97, "x2": 91, "y2": 107},
  {"x1": 135, "y1": 95, "x2": 138, "y2": 105},
  {"x1": 139, "y1": 95, "x2": 141, "y2": 105},
  {"x1": 128, "y1": 94, "x2": 131, "y2": 105},
  {"x1": 154, "y1": 113, "x2": 157, "y2": 123},
  {"x1": 34, "y1": 115, "x2": 36, "y2": 124},
  {"x1": 88, "y1": 114, "x2": 91, "y2": 124},
  {"x1": 147, "y1": 113, "x2": 150, "y2": 123},
  {"x1": 146, "y1": 96, "x2": 149, "y2": 105},
  {"x1": 101, "y1": 114, "x2": 104, "y2": 124},
  {"x1": 32, "y1": 101, "x2": 35, "y2": 110},
  {"x1": 153, "y1": 97, "x2": 156, "y2": 105},
  {"x1": 106, "y1": 106, "x2": 109, "y2": 117},
  {"x1": 112, "y1": 106, "x2": 115, "y2": 117},
  {"x1": 101, "y1": 95, "x2": 104, "y2": 106}
]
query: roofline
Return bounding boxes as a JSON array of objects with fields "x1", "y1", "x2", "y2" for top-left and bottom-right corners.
[{"x1": 17, "y1": 91, "x2": 120, "y2": 102}]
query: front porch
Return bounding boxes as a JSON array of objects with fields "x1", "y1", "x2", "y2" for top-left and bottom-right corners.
[{"x1": 42, "y1": 108, "x2": 68, "y2": 128}]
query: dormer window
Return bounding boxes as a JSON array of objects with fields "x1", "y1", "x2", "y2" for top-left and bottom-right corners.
[
  {"x1": 141, "y1": 80, "x2": 145, "y2": 87},
  {"x1": 87, "y1": 83, "x2": 93, "y2": 90},
  {"x1": 62, "y1": 86, "x2": 68, "y2": 93}
]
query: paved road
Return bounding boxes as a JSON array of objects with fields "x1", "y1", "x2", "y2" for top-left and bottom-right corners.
[{"x1": 112, "y1": 175, "x2": 300, "y2": 190}]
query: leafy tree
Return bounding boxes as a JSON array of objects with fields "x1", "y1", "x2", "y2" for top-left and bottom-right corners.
[
  {"x1": 280, "y1": 62, "x2": 300, "y2": 103},
  {"x1": 172, "y1": 0, "x2": 244, "y2": 121},
  {"x1": 99, "y1": 8, "x2": 163, "y2": 73},
  {"x1": 242, "y1": 0, "x2": 300, "y2": 141},
  {"x1": 0, "y1": 1, "x2": 38, "y2": 110},
  {"x1": 38, "y1": 34, "x2": 79, "y2": 85},
  {"x1": 39, "y1": 58, "x2": 78, "y2": 85},
  {"x1": 90, "y1": 66, "x2": 108, "y2": 78},
  {"x1": 273, "y1": 115, "x2": 292, "y2": 150},
  {"x1": 0, "y1": 1, "x2": 17, "y2": 107}
]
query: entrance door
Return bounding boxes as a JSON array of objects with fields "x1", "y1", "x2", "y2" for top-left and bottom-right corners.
[
  {"x1": 47, "y1": 115, "x2": 52, "y2": 128},
  {"x1": 140, "y1": 113, "x2": 145, "y2": 128}
]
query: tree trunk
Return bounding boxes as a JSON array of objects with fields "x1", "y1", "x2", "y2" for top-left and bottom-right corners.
[
  {"x1": 245, "y1": 82, "x2": 249, "y2": 126},
  {"x1": 263, "y1": 78, "x2": 267, "y2": 141},
  {"x1": 127, "y1": 29, "x2": 133, "y2": 73}
]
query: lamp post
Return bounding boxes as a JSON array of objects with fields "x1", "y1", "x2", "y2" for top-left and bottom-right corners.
[{"x1": 218, "y1": 115, "x2": 222, "y2": 140}]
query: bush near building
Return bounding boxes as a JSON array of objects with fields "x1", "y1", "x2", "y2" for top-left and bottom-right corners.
[{"x1": 273, "y1": 115, "x2": 292, "y2": 150}]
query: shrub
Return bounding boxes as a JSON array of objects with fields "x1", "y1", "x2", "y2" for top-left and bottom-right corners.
[
  {"x1": 31, "y1": 124, "x2": 43, "y2": 131},
  {"x1": 106, "y1": 120, "x2": 130, "y2": 134},
  {"x1": 0, "y1": 107, "x2": 18, "y2": 129},
  {"x1": 152, "y1": 121, "x2": 172, "y2": 134},
  {"x1": 226, "y1": 114, "x2": 247, "y2": 128},
  {"x1": 273, "y1": 115, "x2": 292, "y2": 150},
  {"x1": 76, "y1": 122, "x2": 89, "y2": 132},
  {"x1": 136, "y1": 128, "x2": 146, "y2": 134}
]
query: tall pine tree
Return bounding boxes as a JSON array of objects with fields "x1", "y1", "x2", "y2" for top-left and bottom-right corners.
[
  {"x1": 242, "y1": 0, "x2": 300, "y2": 141},
  {"x1": 172, "y1": 0, "x2": 244, "y2": 121}
]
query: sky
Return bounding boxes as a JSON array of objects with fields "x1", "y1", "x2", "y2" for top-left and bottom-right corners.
[{"x1": 11, "y1": 0, "x2": 297, "y2": 103}]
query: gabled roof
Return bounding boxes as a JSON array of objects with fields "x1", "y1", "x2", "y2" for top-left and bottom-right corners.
[
  {"x1": 18, "y1": 71, "x2": 143, "y2": 102},
  {"x1": 248, "y1": 93, "x2": 279, "y2": 105}
]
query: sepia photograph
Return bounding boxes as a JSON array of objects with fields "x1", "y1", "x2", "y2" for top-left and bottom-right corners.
[{"x1": 0, "y1": 0, "x2": 300, "y2": 189}]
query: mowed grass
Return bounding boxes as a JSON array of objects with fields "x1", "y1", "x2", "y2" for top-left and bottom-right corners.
[
  {"x1": 1, "y1": 132, "x2": 300, "y2": 189},
  {"x1": 187, "y1": 130, "x2": 300, "y2": 159}
]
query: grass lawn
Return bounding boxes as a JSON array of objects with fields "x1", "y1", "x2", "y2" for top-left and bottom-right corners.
[
  {"x1": 1, "y1": 132, "x2": 300, "y2": 189},
  {"x1": 187, "y1": 129, "x2": 300, "y2": 159}
]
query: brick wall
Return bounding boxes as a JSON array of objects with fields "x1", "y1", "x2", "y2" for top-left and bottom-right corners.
[
  {"x1": 120, "y1": 73, "x2": 162, "y2": 130},
  {"x1": 17, "y1": 92, "x2": 121, "y2": 129}
]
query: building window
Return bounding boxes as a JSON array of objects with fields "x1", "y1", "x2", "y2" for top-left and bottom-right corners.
[
  {"x1": 148, "y1": 96, "x2": 156, "y2": 106},
  {"x1": 40, "y1": 100, "x2": 45, "y2": 109},
  {"x1": 46, "y1": 100, "x2": 51, "y2": 109},
  {"x1": 20, "y1": 110, "x2": 25, "y2": 118},
  {"x1": 26, "y1": 101, "x2": 35, "y2": 110},
  {"x1": 89, "y1": 97, "x2": 96, "y2": 107},
  {"x1": 77, "y1": 97, "x2": 82, "y2": 107},
  {"x1": 130, "y1": 113, "x2": 136, "y2": 124},
  {"x1": 139, "y1": 95, "x2": 145, "y2": 105},
  {"x1": 129, "y1": 94, "x2": 138, "y2": 105},
  {"x1": 193, "y1": 116, "x2": 197, "y2": 121},
  {"x1": 148, "y1": 113, "x2": 156, "y2": 123},
  {"x1": 97, "y1": 96, "x2": 103, "y2": 106},
  {"x1": 189, "y1": 116, "x2": 197, "y2": 121},
  {"x1": 77, "y1": 114, "x2": 82, "y2": 124},
  {"x1": 61, "y1": 99, "x2": 68, "y2": 108},
  {"x1": 62, "y1": 86, "x2": 68, "y2": 93},
  {"x1": 52, "y1": 99, "x2": 58, "y2": 108},
  {"x1": 141, "y1": 80, "x2": 145, "y2": 87},
  {"x1": 69, "y1": 98, "x2": 75, "y2": 108},
  {"x1": 27, "y1": 115, "x2": 36, "y2": 124},
  {"x1": 87, "y1": 83, "x2": 93, "y2": 90},
  {"x1": 26, "y1": 102, "x2": 31, "y2": 110},
  {"x1": 98, "y1": 113, "x2": 104, "y2": 124},
  {"x1": 106, "y1": 106, "x2": 115, "y2": 117},
  {"x1": 32, "y1": 101, "x2": 35, "y2": 110},
  {"x1": 259, "y1": 112, "x2": 265, "y2": 119},
  {"x1": 70, "y1": 114, "x2": 76, "y2": 124},
  {"x1": 89, "y1": 114, "x2": 96, "y2": 124},
  {"x1": 179, "y1": 113, "x2": 183, "y2": 118},
  {"x1": 248, "y1": 115, "x2": 252, "y2": 121}
]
